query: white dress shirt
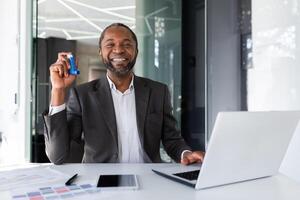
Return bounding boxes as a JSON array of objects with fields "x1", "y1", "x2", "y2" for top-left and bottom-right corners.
[{"x1": 106, "y1": 75, "x2": 145, "y2": 163}]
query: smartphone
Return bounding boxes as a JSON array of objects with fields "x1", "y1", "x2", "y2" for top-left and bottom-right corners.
[{"x1": 97, "y1": 174, "x2": 139, "y2": 190}]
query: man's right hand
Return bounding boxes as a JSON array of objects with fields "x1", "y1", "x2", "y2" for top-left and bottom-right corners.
[{"x1": 49, "y1": 52, "x2": 77, "y2": 106}]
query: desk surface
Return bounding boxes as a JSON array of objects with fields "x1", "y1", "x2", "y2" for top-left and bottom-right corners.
[{"x1": 1, "y1": 163, "x2": 300, "y2": 200}]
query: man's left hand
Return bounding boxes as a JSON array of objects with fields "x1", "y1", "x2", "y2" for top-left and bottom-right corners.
[{"x1": 181, "y1": 151, "x2": 205, "y2": 165}]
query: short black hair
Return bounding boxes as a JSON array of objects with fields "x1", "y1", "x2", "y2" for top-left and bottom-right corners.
[{"x1": 98, "y1": 23, "x2": 138, "y2": 50}]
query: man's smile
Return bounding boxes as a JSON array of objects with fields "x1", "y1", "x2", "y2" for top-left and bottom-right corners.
[
  {"x1": 110, "y1": 58, "x2": 127, "y2": 62},
  {"x1": 109, "y1": 57, "x2": 129, "y2": 65}
]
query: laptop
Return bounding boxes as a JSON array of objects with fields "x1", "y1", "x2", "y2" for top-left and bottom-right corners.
[{"x1": 152, "y1": 111, "x2": 300, "y2": 189}]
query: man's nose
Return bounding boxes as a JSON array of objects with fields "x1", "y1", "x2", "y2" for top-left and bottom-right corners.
[{"x1": 112, "y1": 44, "x2": 125, "y2": 53}]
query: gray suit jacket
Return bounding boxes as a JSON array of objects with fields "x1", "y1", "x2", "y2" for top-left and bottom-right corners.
[{"x1": 43, "y1": 75, "x2": 191, "y2": 164}]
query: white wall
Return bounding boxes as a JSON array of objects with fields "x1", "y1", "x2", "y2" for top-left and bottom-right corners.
[
  {"x1": 250, "y1": 0, "x2": 300, "y2": 110},
  {"x1": 0, "y1": 1, "x2": 19, "y2": 112},
  {"x1": 0, "y1": 0, "x2": 32, "y2": 165}
]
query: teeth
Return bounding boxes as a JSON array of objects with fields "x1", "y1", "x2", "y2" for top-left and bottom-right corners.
[{"x1": 112, "y1": 58, "x2": 126, "y2": 61}]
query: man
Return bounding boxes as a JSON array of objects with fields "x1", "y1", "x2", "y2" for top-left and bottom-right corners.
[{"x1": 44, "y1": 23, "x2": 204, "y2": 165}]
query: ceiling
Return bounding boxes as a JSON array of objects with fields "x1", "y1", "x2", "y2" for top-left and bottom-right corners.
[{"x1": 36, "y1": 0, "x2": 135, "y2": 46}]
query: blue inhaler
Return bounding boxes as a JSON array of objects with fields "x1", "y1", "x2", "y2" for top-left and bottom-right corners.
[{"x1": 67, "y1": 54, "x2": 80, "y2": 75}]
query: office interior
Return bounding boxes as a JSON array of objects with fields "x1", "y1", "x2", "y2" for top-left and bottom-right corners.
[{"x1": 0, "y1": 0, "x2": 300, "y2": 184}]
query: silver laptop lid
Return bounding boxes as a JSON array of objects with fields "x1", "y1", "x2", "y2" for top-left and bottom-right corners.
[{"x1": 196, "y1": 111, "x2": 300, "y2": 189}]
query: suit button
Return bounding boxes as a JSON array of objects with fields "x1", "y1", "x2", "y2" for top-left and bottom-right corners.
[{"x1": 113, "y1": 153, "x2": 118, "y2": 159}]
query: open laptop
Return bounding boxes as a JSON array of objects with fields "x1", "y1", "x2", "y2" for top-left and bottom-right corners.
[{"x1": 152, "y1": 111, "x2": 300, "y2": 189}]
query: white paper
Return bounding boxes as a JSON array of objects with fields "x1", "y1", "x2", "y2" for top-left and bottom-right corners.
[{"x1": 0, "y1": 166, "x2": 69, "y2": 191}]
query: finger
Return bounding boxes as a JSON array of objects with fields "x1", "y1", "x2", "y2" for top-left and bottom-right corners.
[
  {"x1": 184, "y1": 153, "x2": 202, "y2": 165},
  {"x1": 58, "y1": 52, "x2": 71, "y2": 60},
  {"x1": 58, "y1": 52, "x2": 71, "y2": 68},
  {"x1": 192, "y1": 152, "x2": 204, "y2": 162},
  {"x1": 180, "y1": 154, "x2": 194, "y2": 165},
  {"x1": 56, "y1": 58, "x2": 69, "y2": 77},
  {"x1": 60, "y1": 59, "x2": 69, "y2": 77},
  {"x1": 181, "y1": 151, "x2": 193, "y2": 164},
  {"x1": 187, "y1": 154, "x2": 202, "y2": 164},
  {"x1": 195, "y1": 151, "x2": 205, "y2": 162},
  {"x1": 180, "y1": 157, "x2": 189, "y2": 165},
  {"x1": 50, "y1": 63, "x2": 65, "y2": 77},
  {"x1": 53, "y1": 60, "x2": 69, "y2": 77},
  {"x1": 186, "y1": 155, "x2": 198, "y2": 164}
]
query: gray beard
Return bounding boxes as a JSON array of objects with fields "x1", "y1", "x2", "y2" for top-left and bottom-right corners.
[{"x1": 103, "y1": 57, "x2": 136, "y2": 77}]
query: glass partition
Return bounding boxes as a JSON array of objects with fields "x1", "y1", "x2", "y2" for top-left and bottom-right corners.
[
  {"x1": 135, "y1": 0, "x2": 182, "y2": 123},
  {"x1": 135, "y1": 0, "x2": 182, "y2": 161}
]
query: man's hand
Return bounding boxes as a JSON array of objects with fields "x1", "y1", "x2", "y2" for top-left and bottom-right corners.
[
  {"x1": 50, "y1": 52, "x2": 77, "y2": 106},
  {"x1": 181, "y1": 151, "x2": 205, "y2": 165},
  {"x1": 50, "y1": 52, "x2": 77, "y2": 90}
]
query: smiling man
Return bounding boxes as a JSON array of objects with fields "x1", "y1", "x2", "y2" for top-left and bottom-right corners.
[{"x1": 43, "y1": 23, "x2": 204, "y2": 165}]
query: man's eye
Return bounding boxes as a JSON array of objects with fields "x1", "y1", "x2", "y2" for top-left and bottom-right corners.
[
  {"x1": 105, "y1": 44, "x2": 114, "y2": 48},
  {"x1": 123, "y1": 43, "x2": 133, "y2": 48}
]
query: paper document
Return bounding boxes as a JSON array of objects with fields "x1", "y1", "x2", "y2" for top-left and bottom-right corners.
[{"x1": 0, "y1": 166, "x2": 69, "y2": 191}]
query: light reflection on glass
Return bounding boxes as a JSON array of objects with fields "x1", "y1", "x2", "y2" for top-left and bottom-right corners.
[
  {"x1": 154, "y1": 39, "x2": 159, "y2": 68},
  {"x1": 249, "y1": 0, "x2": 300, "y2": 111},
  {"x1": 254, "y1": 26, "x2": 296, "y2": 60},
  {"x1": 154, "y1": 16, "x2": 165, "y2": 38}
]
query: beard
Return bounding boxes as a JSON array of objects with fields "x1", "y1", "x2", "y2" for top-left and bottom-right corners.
[{"x1": 102, "y1": 56, "x2": 137, "y2": 77}]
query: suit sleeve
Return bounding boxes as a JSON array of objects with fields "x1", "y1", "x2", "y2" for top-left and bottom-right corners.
[
  {"x1": 43, "y1": 88, "x2": 83, "y2": 164},
  {"x1": 161, "y1": 85, "x2": 192, "y2": 162}
]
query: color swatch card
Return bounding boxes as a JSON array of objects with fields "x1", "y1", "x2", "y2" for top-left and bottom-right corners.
[{"x1": 11, "y1": 183, "x2": 100, "y2": 200}]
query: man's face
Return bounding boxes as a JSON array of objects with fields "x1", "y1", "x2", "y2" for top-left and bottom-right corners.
[{"x1": 99, "y1": 26, "x2": 138, "y2": 77}]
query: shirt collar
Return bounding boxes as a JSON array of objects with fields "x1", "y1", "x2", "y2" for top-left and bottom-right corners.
[{"x1": 106, "y1": 74, "x2": 134, "y2": 92}]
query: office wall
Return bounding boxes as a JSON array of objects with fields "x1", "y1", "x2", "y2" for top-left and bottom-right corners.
[
  {"x1": 250, "y1": 0, "x2": 300, "y2": 110},
  {"x1": 206, "y1": 0, "x2": 242, "y2": 139},
  {"x1": 0, "y1": 0, "x2": 32, "y2": 164},
  {"x1": 0, "y1": 2, "x2": 19, "y2": 112},
  {"x1": 0, "y1": 0, "x2": 20, "y2": 164}
]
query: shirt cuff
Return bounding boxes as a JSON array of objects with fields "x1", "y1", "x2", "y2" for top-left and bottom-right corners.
[
  {"x1": 48, "y1": 103, "x2": 66, "y2": 116},
  {"x1": 181, "y1": 150, "x2": 192, "y2": 160}
]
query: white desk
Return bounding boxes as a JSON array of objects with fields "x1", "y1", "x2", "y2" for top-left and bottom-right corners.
[{"x1": 1, "y1": 163, "x2": 300, "y2": 200}]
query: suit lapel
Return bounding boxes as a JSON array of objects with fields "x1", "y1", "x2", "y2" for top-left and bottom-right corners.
[
  {"x1": 134, "y1": 76, "x2": 150, "y2": 145},
  {"x1": 91, "y1": 78, "x2": 118, "y2": 148}
]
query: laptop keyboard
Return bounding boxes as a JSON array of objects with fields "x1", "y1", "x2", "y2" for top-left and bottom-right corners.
[{"x1": 173, "y1": 170, "x2": 200, "y2": 181}]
